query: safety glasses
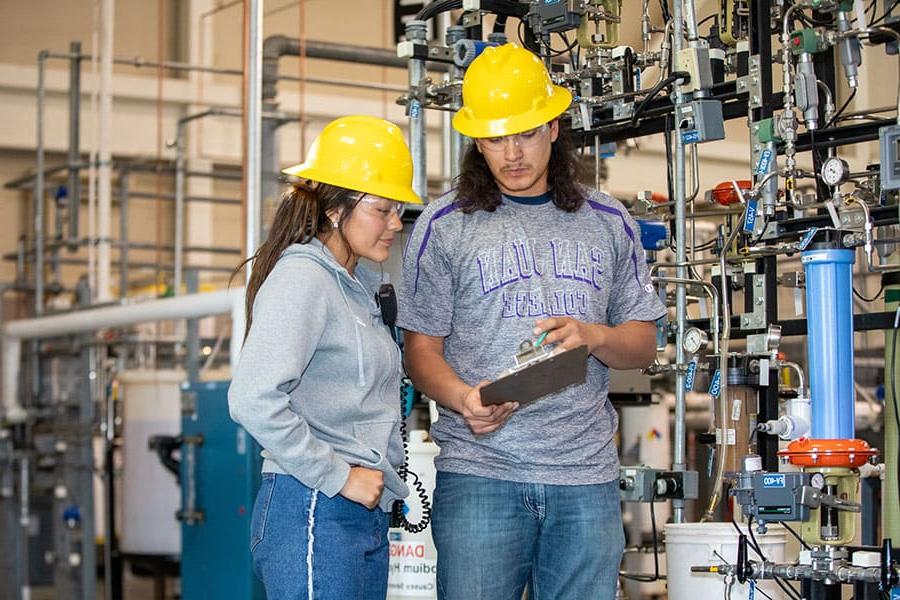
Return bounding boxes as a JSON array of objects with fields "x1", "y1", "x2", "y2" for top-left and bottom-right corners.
[
  {"x1": 357, "y1": 194, "x2": 406, "y2": 221},
  {"x1": 477, "y1": 123, "x2": 550, "y2": 153}
]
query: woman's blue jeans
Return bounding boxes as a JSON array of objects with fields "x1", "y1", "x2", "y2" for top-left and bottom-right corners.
[
  {"x1": 250, "y1": 473, "x2": 390, "y2": 600},
  {"x1": 431, "y1": 471, "x2": 625, "y2": 600}
]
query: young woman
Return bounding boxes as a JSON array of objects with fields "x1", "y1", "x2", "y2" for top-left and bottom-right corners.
[{"x1": 228, "y1": 115, "x2": 422, "y2": 600}]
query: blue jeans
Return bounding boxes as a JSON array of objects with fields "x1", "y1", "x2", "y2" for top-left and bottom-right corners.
[
  {"x1": 432, "y1": 471, "x2": 624, "y2": 600},
  {"x1": 250, "y1": 473, "x2": 390, "y2": 600}
]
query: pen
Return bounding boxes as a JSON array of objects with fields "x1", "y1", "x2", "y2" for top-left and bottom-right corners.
[{"x1": 534, "y1": 331, "x2": 549, "y2": 347}]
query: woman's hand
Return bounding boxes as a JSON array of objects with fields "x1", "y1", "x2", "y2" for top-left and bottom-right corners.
[{"x1": 340, "y1": 466, "x2": 385, "y2": 509}]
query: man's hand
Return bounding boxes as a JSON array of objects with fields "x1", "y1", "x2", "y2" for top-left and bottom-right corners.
[
  {"x1": 340, "y1": 466, "x2": 385, "y2": 509},
  {"x1": 459, "y1": 382, "x2": 518, "y2": 435},
  {"x1": 534, "y1": 317, "x2": 603, "y2": 353}
]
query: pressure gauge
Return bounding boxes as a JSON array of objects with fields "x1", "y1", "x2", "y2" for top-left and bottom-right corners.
[
  {"x1": 683, "y1": 327, "x2": 709, "y2": 355},
  {"x1": 821, "y1": 157, "x2": 850, "y2": 187},
  {"x1": 810, "y1": 472, "x2": 826, "y2": 491}
]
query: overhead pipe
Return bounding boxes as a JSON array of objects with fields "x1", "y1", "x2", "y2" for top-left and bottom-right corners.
[{"x1": 1, "y1": 288, "x2": 246, "y2": 425}]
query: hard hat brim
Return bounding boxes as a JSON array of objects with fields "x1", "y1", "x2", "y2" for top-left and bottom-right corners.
[
  {"x1": 281, "y1": 163, "x2": 423, "y2": 205},
  {"x1": 451, "y1": 84, "x2": 573, "y2": 139}
]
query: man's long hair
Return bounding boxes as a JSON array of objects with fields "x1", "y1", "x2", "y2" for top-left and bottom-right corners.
[{"x1": 455, "y1": 123, "x2": 585, "y2": 213}]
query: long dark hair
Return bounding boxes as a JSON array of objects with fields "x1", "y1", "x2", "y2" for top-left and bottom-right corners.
[
  {"x1": 231, "y1": 182, "x2": 362, "y2": 337},
  {"x1": 455, "y1": 122, "x2": 585, "y2": 213}
]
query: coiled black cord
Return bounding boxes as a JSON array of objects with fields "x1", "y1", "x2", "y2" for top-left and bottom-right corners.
[{"x1": 392, "y1": 378, "x2": 433, "y2": 534}]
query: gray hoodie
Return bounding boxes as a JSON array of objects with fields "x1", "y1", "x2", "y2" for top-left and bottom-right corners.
[{"x1": 228, "y1": 239, "x2": 409, "y2": 511}]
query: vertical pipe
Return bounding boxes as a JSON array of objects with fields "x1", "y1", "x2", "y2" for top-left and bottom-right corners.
[
  {"x1": 445, "y1": 25, "x2": 467, "y2": 183},
  {"x1": 882, "y1": 272, "x2": 900, "y2": 542},
  {"x1": 406, "y1": 20, "x2": 428, "y2": 200},
  {"x1": 35, "y1": 51, "x2": 47, "y2": 316},
  {"x1": 80, "y1": 343, "x2": 97, "y2": 600},
  {"x1": 671, "y1": 0, "x2": 688, "y2": 524},
  {"x1": 174, "y1": 124, "x2": 186, "y2": 296},
  {"x1": 97, "y1": 0, "x2": 115, "y2": 302},
  {"x1": 185, "y1": 269, "x2": 200, "y2": 382},
  {"x1": 68, "y1": 41, "x2": 82, "y2": 251},
  {"x1": 242, "y1": 0, "x2": 263, "y2": 283},
  {"x1": 18, "y1": 455, "x2": 29, "y2": 600},
  {"x1": 803, "y1": 248, "x2": 855, "y2": 439},
  {"x1": 118, "y1": 170, "x2": 129, "y2": 299}
]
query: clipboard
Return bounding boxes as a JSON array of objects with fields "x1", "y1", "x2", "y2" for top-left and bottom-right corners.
[{"x1": 480, "y1": 345, "x2": 589, "y2": 406}]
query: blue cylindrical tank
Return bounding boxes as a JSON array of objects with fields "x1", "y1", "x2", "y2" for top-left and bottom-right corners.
[{"x1": 802, "y1": 248, "x2": 855, "y2": 439}]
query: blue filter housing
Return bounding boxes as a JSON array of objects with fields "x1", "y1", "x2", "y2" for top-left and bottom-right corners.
[{"x1": 802, "y1": 248, "x2": 855, "y2": 439}]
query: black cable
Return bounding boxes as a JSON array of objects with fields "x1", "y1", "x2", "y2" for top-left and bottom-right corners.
[
  {"x1": 631, "y1": 71, "x2": 691, "y2": 128},
  {"x1": 854, "y1": 281, "x2": 886, "y2": 302},
  {"x1": 871, "y1": 0, "x2": 900, "y2": 26},
  {"x1": 619, "y1": 492, "x2": 662, "y2": 582},
  {"x1": 658, "y1": 0, "x2": 671, "y2": 23},
  {"x1": 753, "y1": 582, "x2": 776, "y2": 600},
  {"x1": 747, "y1": 517, "x2": 803, "y2": 600},
  {"x1": 557, "y1": 31, "x2": 578, "y2": 70},
  {"x1": 781, "y1": 522, "x2": 812, "y2": 551},
  {"x1": 696, "y1": 13, "x2": 717, "y2": 31},
  {"x1": 392, "y1": 377, "x2": 432, "y2": 534},
  {"x1": 825, "y1": 88, "x2": 858, "y2": 129}
]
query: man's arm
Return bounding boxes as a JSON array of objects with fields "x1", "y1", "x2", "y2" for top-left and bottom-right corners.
[
  {"x1": 533, "y1": 318, "x2": 657, "y2": 369},
  {"x1": 403, "y1": 331, "x2": 518, "y2": 435}
]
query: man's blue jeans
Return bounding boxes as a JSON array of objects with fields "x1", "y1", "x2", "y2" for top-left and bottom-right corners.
[
  {"x1": 432, "y1": 471, "x2": 624, "y2": 600},
  {"x1": 250, "y1": 473, "x2": 391, "y2": 600}
]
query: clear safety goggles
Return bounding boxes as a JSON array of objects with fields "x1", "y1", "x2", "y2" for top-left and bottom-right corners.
[
  {"x1": 477, "y1": 123, "x2": 550, "y2": 153},
  {"x1": 357, "y1": 194, "x2": 406, "y2": 221}
]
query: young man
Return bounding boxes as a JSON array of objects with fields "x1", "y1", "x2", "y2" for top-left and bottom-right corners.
[{"x1": 397, "y1": 44, "x2": 667, "y2": 600}]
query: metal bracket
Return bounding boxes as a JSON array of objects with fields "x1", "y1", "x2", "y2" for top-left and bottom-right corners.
[
  {"x1": 739, "y1": 273, "x2": 767, "y2": 330},
  {"x1": 461, "y1": 10, "x2": 482, "y2": 28}
]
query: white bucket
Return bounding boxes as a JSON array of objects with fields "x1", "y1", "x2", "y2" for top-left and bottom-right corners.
[
  {"x1": 665, "y1": 522, "x2": 787, "y2": 600},
  {"x1": 387, "y1": 430, "x2": 439, "y2": 600}
]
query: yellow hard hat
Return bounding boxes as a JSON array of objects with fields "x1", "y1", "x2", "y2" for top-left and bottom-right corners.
[
  {"x1": 452, "y1": 44, "x2": 572, "y2": 139},
  {"x1": 282, "y1": 115, "x2": 422, "y2": 205}
]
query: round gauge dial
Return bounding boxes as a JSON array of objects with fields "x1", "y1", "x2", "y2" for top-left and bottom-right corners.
[
  {"x1": 821, "y1": 157, "x2": 850, "y2": 187},
  {"x1": 810, "y1": 472, "x2": 826, "y2": 490},
  {"x1": 683, "y1": 327, "x2": 709, "y2": 355}
]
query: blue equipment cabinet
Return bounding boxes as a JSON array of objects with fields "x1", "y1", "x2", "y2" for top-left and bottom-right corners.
[{"x1": 179, "y1": 381, "x2": 266, "y2": 600}]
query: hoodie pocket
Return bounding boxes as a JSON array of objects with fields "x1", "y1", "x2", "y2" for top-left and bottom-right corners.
[{"x1": 352, "y1": 420, "x2": 399, "y2": 465}]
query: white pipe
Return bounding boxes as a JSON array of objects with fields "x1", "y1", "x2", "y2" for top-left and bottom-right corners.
[
  {"x1": 1, "y1": 288, "x2": 246, "y2": 424},
  {"x1": 97, "y1": 0, "x2": 114, "y2": 301}
]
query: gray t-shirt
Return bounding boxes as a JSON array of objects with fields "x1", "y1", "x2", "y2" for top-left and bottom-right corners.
[{"x1": 397, "y1": 187, "x2": 667, "y2": 485}]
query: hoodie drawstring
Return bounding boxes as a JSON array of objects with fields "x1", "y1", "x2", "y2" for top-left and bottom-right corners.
[{"x1": 334, "y1": 272, "x2": 367, "y2": 387}]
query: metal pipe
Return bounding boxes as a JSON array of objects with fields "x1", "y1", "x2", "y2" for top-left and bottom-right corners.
[
  {"x1": 884, "y1": 265, "x2": 900, "y2": 543},
  {"x1": 1, "y1": 288, "x2": 245, "y2": 424},
  {"x1": 67, "y1": 41, "x2": 82, "y2": 251},
  {"x1": 671, "y1": 0, "x2": 688, "y2": 524},
  {"x1": 44, "y1": 50, "x2": 409, "y2": 91},
  {"x1": 445, "y1": 25, "x2": 467, "y2": 182},
  {"x1": 97, "y1": 0, "x2": 114, "y2": 302},
  {"x1": 653, "y1": 276, "x2": 721, "y2": 354},
  {"x1": 407, "y1": 20, "x2": 429, "y2": 200},
  {"x1": 683, "y1": 0, "x2": 701, "y2": 43},
  {"x1": 781, "y1": 3, "x2": 808, "y2": 180},
  {"x1": 118, "y1": 170, "x2": 129, "y2": 299},
  {"x1": 242, "y1": 0, "x2": 263, "y2": 282},
  {"x1": 18, "y1": 455, "x2": 29, "y2": 600},
  {"x1": 35, "y1": 51, "x2": 47, "y2": 316}
]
